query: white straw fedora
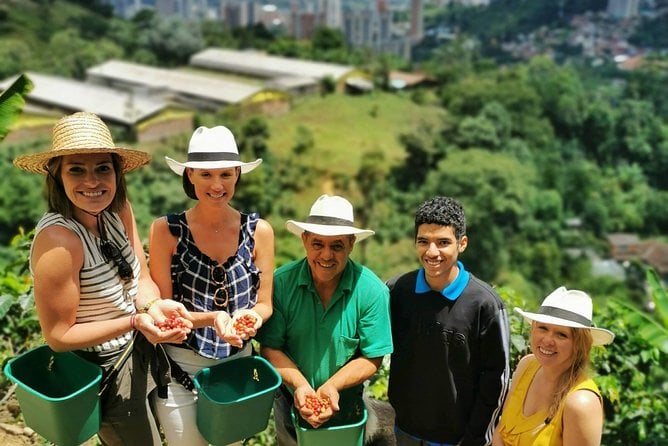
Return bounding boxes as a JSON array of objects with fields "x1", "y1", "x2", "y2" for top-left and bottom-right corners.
[
  {"x1": 165, "y1": 125, "x2": 262, "y2": 175},
  {"x1": 13, "y1": 112, "x2": 151, "y2": 175},
  {"x1": 515, "y1": 286, "x2": 615, "y2": 346},
  {"x1": 286, "y1": 194, "x2": 375, "y2": 241}
]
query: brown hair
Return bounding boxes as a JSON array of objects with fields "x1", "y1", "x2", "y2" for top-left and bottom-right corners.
[{"x1": 45, "y1": 154, "x2": 128, "y2": 218}]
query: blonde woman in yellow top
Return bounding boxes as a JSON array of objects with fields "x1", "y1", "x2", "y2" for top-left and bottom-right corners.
[{"x1": 493, "y1": 287, "x2": 614, "y2": 446}]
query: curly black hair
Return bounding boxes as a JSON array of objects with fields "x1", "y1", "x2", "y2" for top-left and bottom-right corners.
[{"x1": 414, "y1": 196, "x2": 466, "y2": 240}]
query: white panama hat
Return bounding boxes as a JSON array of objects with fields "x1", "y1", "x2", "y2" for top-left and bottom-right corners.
[
  {"x1": 165, "y1": 125, "x2": 262, "y2": 175},
  {"x1": 514, "y1": 286, "x2": 615, "y2": 346},
  {"x1": 286, "y1": 194, "x2": 375, "y2": 241}
]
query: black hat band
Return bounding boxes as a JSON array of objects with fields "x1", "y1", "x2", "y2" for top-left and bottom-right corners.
[
  {"x1": 538, "y1": 306, "x2": 591, "y2": 327},
  {"x1": 187, "y1": 152, "x2": 240, "y2": 162},
  {"x1": 306, "y1": 215, "x2": 354, "y2": 226}
]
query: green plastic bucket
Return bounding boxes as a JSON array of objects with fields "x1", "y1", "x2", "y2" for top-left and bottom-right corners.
[
  {"x1": 194, "y1": 355, "x2": 282, "y2": 445},
  {"x1": 3, "y1": 345, "x2": 102, "y2": 446},
  {"x1": 292, "y1": 395, "x2": 367, "y2": 446}
]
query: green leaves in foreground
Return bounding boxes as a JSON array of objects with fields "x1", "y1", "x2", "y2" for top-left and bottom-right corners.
[
  {"x1": 646, "y1": 267, "x2": 668, "y2": 328},
  {"x1": 611, "y1": 267, "x2": 668, "y2": 354},
  {"x1": 610, "y1": 298, "x2": 668, "y2": 354},
  {"x1": 0, "y1": 73, "x2": 33, "y2": 142}
]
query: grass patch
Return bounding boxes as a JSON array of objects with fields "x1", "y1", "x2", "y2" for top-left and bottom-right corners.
[{"x1": 264, "y1": 90, "x2": 445, "y2": 174}]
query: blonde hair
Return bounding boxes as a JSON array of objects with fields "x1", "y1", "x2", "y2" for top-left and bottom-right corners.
[{"x1": 531, "y1": 322, "x2": 593, "y2": 421}]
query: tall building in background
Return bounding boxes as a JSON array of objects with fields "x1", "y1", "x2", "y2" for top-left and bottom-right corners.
[
  {"x1": 290, "y1": 0, "x2": 315, "y2": 39},
  {"x1": 289, "y1": 0, "x2": 341, "y2": 39},
  {"x1": 101, "y1": 0, "x2": 418, "y2": 60},
  {"x1": 103, "y1": 0, "x2": 150, "y2": 18},
  {"x1": 323, "y1": 0, "x2": 342, "y2": 29},
  {"x1": 409, "y1": 0, "x2": 423, "y2": 43},
  {"x1": 607, "y1": 0, "x2": 640, "y2": 18},
  {"x1": 221, "y1": 0, "x2": 257, "y2": 28},
  {"x1": 155, "y1": 0, "x2": 210, "y2": 20},
  {"x1": 342, "y1": 0, "x2": 392, "y2": 51}
]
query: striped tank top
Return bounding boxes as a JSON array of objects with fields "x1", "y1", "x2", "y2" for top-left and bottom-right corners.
[{"x1": 32, "y1": 211, "x2": 139, "y2": 352}]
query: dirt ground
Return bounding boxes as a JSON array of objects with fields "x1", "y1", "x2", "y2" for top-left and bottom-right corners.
[
  {"x1": 0, "y1": 389, "x2": 45, "y2": 446},
  {"x1": 0, "y1": 387, "x2": 98, "y2": 446}
]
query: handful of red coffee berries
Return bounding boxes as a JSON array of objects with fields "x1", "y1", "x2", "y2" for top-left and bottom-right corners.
[
  {"x1": 304, "y1": 395, "x2": 331, "y2": 415},
  {"x1": 232, "y1": 314, "x2": 257, "y2": 334},
  {"x1": 155, "y1": 315, "x2": 187, "y2": 331}
]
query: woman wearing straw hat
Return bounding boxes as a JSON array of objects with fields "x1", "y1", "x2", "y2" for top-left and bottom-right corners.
[
  {"x1": 13, "y1": 111, "x2": 193, "y2": 446},
  {"x1": 493, "y1": 287, "x2": 615, "y2": 446},
  {"x1": 148, "y1": 125, "x2": 275, "y2": 445}
]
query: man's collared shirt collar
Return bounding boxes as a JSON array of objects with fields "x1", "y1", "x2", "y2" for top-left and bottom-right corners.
[{"x1": 415, "y1": 261, "x2": 470, "y2": 301}]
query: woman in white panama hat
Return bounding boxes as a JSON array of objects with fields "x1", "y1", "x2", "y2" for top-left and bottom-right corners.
[
  {"x1": 493, "y1": 286, "x2": 615, "y2": 446},
  {"x1": 13, "y1": 111, "x2": 192, "y2": 446},
  {"x1": 148, "y1": 125, "x2": 275, "y2": 446}
]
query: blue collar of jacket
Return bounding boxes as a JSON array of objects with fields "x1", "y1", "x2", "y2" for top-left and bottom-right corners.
[{"x1": 415, "y1": 261, "x2": 470, "y2": 301}]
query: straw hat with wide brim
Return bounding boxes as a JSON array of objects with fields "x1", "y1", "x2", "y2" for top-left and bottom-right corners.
[
  {"x1": 13, "y1": 112, "x2": 151, "y2": 175},
  {"x1": 515, "y1": 286, "x2": 615, "y2": 346},
  {"x1": 165, "y1": 125, "x2": 262, "y2": 175},
  {"x1": 286, "y1": 194, "x2": 375, "y2": 242}
]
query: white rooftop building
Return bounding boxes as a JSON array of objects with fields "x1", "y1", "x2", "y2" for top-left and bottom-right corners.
[
  {"x1": 189, "y1": 47, "x2": 356, "y2": 82},
  {"x1": 0, "y1": 72, "x2": 166, "y2": 125},
  {"x1": 86, "y1": 59, "x2": 278, "y2": 110}
]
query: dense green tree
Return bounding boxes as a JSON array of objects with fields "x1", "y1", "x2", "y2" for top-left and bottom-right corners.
[
  {"x1": 525, "y1": 56, "x2": 586, "y2": 138},
  {"x1": 0, "y1": 39, "x2": 34, "y2": 78},
  {"x1": 389, "y1": 130, "x2": 439, "y2": 191},
  {"x1": 353, "y1": 150, "x2": 389, "y2": 241},
  {"x1": 629, "y1": 14, "x2": 668, "y2": 52},
  {"x1": 581, "y1": 98, "x2": 617, "y2": 164},
  {"x1": 644, "y1": 190, "x2": 668, "y2": 234},
  {"x1": 200, "y1": 20, "x2": 236, "y2": 48},
  {"x1": 135, "y1": 15, "x2": 205, "y2": 65},
  {"x1": 419, "y1": 149, "x2": 536, "y2": 280},
  {"x1": 479, "y1": 101, "x2": 512, "y2": 141},
  {"x1": 614, "y1": 100, "x2": 657, "y2": 161},
  {"x1": 644, "y1": 138, "x2": 668, "y2": 190},
  {"x1": 267, "y1": 36, "x2": 310, "y2": 58},
  {"x1": 311, "y1": 27, "x2": 345, "y2": 53},
  {"x1": 456, "y1": 115, "x2": 500, "y2": 149},
  {"x1": 46, "y1": 29, "x2": 123, "y2": 78},
  {"x1": 624, "y1": 61, "x2": 668, "y2": 121},
  {"x1": 107, "y1": 16, "x2": 140, "y2": 56},
  {"x1": 231, "y1": 23, "x2": 275, "y2": 50},
  {"x1": 422, "y1": 36, "x2": 481, "y2": 84},
  {"x1": 519, "y1": 189, "x2": 563, "y2": 241},
  {"x1": 233, "y1": 117, "x2": 276, "y2": 217}
]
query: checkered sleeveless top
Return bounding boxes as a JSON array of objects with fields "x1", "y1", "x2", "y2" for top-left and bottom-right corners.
[{"x1": 167, "y1": 211, "x2": 261, "y2": 359}]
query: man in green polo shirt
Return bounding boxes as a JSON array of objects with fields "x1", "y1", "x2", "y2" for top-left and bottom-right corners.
[{"x1": 257, "y1": 194, "x2": 393, "y2": 446}]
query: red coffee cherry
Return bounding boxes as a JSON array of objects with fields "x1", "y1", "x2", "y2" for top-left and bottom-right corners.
[
  {"x1": 155, "y1": 314, "x2": 187, "y2": 331},
  {"x1": 304, "y1": 395, "x2": 330, "y2": 415},
  {"x1": 232, "y1": 314, "x2": 257, "y2": 334}
]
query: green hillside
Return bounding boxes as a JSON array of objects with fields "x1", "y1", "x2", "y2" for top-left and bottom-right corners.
[{"x1": 265, "y1": 92, "x2": 445, "y2": 174}]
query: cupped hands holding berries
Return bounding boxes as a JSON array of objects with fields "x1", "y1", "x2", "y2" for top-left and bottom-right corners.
[
  {"x1": 135, "y1": 298, "x2": 193, "y2": 344},
  {"x1": 214, "y1": 309, "x2": 263, "y2": 348},
  {"x1": 155, "y1": 314, "x2": 188, "y2": 331},
  {"x1": 294, "y1": 384, "x2": 340, "y2": 429}
]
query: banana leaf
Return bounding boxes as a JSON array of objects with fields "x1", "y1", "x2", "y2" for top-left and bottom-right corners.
[
  {"x1": 646, "y1": 267, "x2": 668, "y2": 328},
  {"x1": 610, "y1": 299, "x2": 668, "y2": 354},
  {"x1": 0, "y1": 73, "x2": 33, "y2": 142}
]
